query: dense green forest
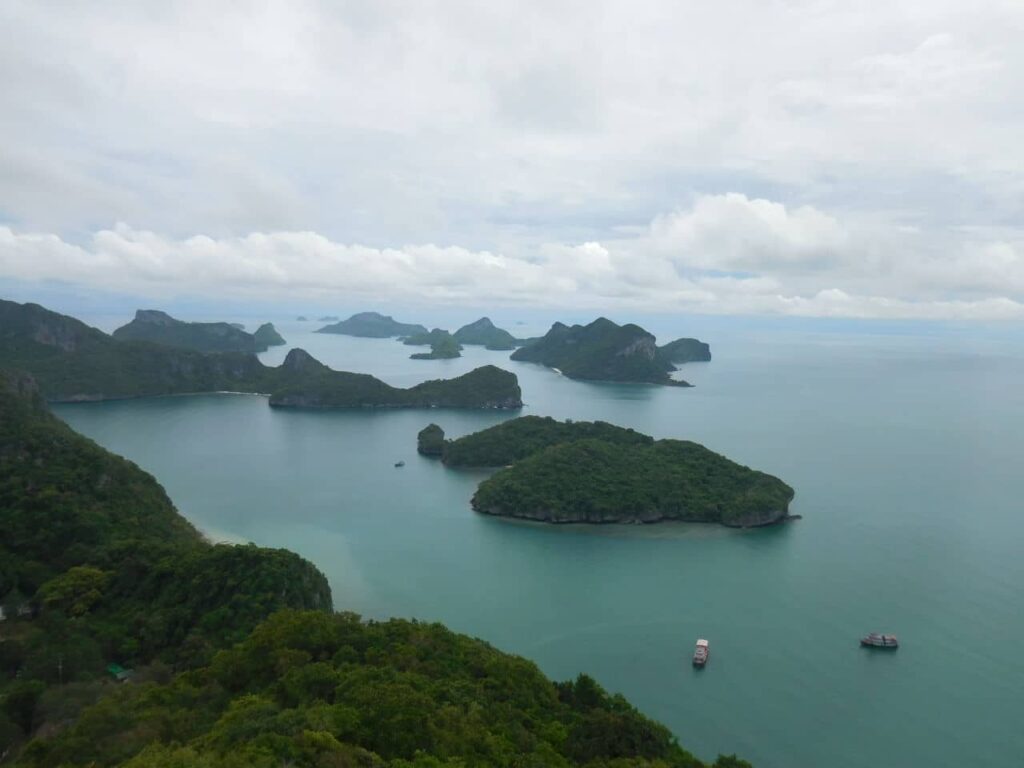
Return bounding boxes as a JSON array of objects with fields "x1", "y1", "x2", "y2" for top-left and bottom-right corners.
[
  {"x1": 436, "y1": 416, "x2": 653, "y2": 467},
  {"x1": 657, "y1": 338, "x2": 711, "y2": 364},
  {"x1": 0, "y1": 372, "x2": 750, "y2": 766},
  {"x1": 510, "y1": 319, "x2": 687, "y2": 385},
  {"x1": 0, "y1": 300, "x2": 521, "y2": 409},
  {"x1": 472, "y1": 438, "x2": 795, "y2": 526},
  {"x1": 405, "y1": 330, "x2": 463, "y2": 360},
  {"x1": 0, "y1": 370, "x2": 332, "y2": 757}
]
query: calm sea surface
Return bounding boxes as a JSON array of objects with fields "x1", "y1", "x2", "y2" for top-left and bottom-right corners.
[{"x1": 54, "y1": 319, "x2": 1024, "y2": 768}]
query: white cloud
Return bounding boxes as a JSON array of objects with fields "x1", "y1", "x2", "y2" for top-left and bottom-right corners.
[
  {"x1": 1, "y1": 2, "x2": 1023, "y2": 320},
  {"x1": 3, "y1": 194, "x2": 1024, "y2": 320}
]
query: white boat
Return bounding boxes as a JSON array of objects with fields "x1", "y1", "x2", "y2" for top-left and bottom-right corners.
[{"x1": 692, "y1": 638, "x2": 709, "y2": 667}]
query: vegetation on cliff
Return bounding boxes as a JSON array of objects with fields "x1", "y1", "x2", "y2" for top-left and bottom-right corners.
[
  {"x1": 0, "y1": 371, "x2": 332, "y2": 756},
  {"x1": 316, "y1": 312, "x2": 427, "y2": 338},
  {"x1": 112, "y1": 310, "x2": 282, "y2": 354},
  {"x1": 511, "y1": 318, "x2": 688, "y2": 385},
  {"x1": 0, "y1": 371, "x2": 748, "y2": 768},
  {"x1": 0, "y1": 300, "x2": 521, "y2": 409},
  {"x1": 472, "y1": 438, "x2": 794, "y2": 526},
  {"x1": 453, "y1": 317, "x2": 519, "y2": 350},
  {"x1": 439, "y1": 415, "x2": 652, "y2": 467},
  {"x1": 417, "y1": 423, "x2": 446, "y2": 456}
]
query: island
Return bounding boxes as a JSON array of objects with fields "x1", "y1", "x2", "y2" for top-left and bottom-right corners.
[
  {"x1": 253, "y1": 321, "x2": 287, "y2": 348},
  {"x1": 510, "y1": 317, "x2": 691, "y2": 385},
  {"x1": 406, "y1": 329, "x2": 463, "y2": 359},
  {"x1": 0, "y1": 299, "x2": 522, "y2": 410},
  {"x1": 423, "y1": 416, "x2": 795, "y2": 527},
  {"x1": 417, "y1": 423, "x2": 446, "y2": 455},
  {"x1": 316, "y1": 311, "x2": 428, "y2": 338},
  {"x1": 659, "y1": 337, "x2": 712, "y2": 364},
  {"x1": 112, "y1": 309, "x2": 285, "y2": 353},
  {"x1": 453, "y1": 317, "x2": 519, "y2": 350},
  {"x1": 0, "y1": 369, "x2": 745, "y2": 768}
]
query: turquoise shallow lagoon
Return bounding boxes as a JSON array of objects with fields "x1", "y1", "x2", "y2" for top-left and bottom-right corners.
[{"x1": 55, "y1": 321, "x2": 1024, "y2": 767}]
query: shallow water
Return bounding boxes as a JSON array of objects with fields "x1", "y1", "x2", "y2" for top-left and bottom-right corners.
[{"x1": 55, "y1": 320, "x2": 1024, "y2": 767}]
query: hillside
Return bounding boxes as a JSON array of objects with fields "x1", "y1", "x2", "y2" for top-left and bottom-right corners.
[
  {"x1": 112, "y1": 310, "x2": 283, "y2": 353},
  {"x1": 453, "y1": 317, "x2": 519, "y2": 350},
  {"x1": 0, "y1": 371, "x2": 748, "y2": 768},
  {"x1": 510, "y1": 318, "x2": 688, "y2": 385},
  {"x1": 472, "y1": 437, "x2": 795, "y2": 527},
  {"x1": 316, "y1": 311, "x2": 427, "y2": 338},
  {"x1": 0, "y1": 300, "x2": 521, "y2": 409},
  {"x1": 436, "y1": 415, "x2": 653, "y2": 467}
]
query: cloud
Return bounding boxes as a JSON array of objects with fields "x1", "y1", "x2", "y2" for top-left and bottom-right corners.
[{"x1": 3, "y1": 194, "x2": 1023, "y2": 320}]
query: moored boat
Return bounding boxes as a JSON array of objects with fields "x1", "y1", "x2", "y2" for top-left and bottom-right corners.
[
  {"x1": 692, "y1": 638, "x2": 709, "y2": 667},
  {"x1": 394, "y1": 460, "x2": 405, "y2": 468},
  {"x1": 860, "y1": 632, "x2": 898, "y2": 649}
]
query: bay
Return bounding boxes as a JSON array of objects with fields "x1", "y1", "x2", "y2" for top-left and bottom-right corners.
[{"x1": 54, "y1": 320, "x2": 1024, "y2": 768}]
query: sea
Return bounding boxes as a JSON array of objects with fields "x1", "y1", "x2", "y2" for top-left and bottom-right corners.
[{"x1": 53, "y1": 314, "x2": 1024, "y2": 768}]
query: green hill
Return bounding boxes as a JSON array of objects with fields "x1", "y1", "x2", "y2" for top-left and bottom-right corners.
[
  {"x1": 316, "y1": 312, "x2": 427, "y2": 338},
  {"x1": 0, "y1": 371, "x2": 748, "y2": 768},
  {"x1": 437, "y1": 415, "x2": 653, "y2": 467},
  {"x1": 453, "y1": 317, "x2": 519, "y2": 350},
  {"x1": 0, "y1": 300, "x2": 521, "y2": 409},
  {"x1": 112, "y1": 310, "x2": 284, "y2": 353},
  {"x1": 510, "y1": 318, "x2": 688, "y2": 385},
  {"x1": 659, "y1": 337, "x2": 711, "y2": 364},
  {"x1": 473, "y1": 437, "x2": 795, "y2": 527}
]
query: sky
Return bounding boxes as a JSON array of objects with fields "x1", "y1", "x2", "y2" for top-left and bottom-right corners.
[{"x1": 1, "y1": 0, "x2": 1023, "y2": 320}]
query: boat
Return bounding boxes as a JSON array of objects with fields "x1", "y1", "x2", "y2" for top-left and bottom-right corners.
[
  {"x1": 692, "y1": 638, "x2": 709, "y2": 667},
  {"x1": 394, "y1": 460, "x2": 405, "y2": 468},
  {"x1": 860, "y1": 632, "x2": 898, "y2": 649}
]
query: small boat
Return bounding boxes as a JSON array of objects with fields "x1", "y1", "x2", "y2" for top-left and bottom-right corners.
[
  {"x1": 692, "y1": 638, "x2": 709, "y2": 667},
  {"x1": 394, "y1": 460, "x2": 405, "y2": 468},
  {"x1": 860, "y1": 632, "x2": 898, "y2": 649}
]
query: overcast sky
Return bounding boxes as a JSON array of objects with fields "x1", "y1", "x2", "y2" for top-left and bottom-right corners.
[{"x1": 1, "y1": 0, "x2": 1023, "y2": 319}]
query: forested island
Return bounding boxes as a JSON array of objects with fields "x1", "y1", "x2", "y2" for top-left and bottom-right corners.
[
  {"x1": 510, "y1": 318, "x2": 708, "y2": 385},
  {"x1": 0, "y1": 371, "x2": 748, "y2": 768},
  {"x1": 422, "y1": 417, "x2": 795, "y2": 527},
  {"x1": 0, "y1": 300, "x2": 522, "y2": 409},
  {"x1": 316, "y1": 311, "x2": 427, "y2": 338},
  {"x1": 112, "y1": 309, "x2": 286, "y2": 353},
  {"x1": 453, "y1": 317, "x2": 520, "y2": 350},
  {"x1": 403, "y1": 328, "x2": 463, "y2": 359}
]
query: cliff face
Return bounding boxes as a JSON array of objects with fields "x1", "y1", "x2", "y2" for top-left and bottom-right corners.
[{"x1": 510, "y1": 318, "x2": 687, "y2": 385}]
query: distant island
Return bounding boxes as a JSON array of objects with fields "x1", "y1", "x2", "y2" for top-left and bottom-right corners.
[
  {"x1": 112, "y1": 309, "x2": 286, "y2": 353},
  {"x1": 0, "y1": 300, "x2": 522, "y2": 409},
  {"x1": 296, "y1": 315, "x2": 308, "y2": 321},
  {"x1": 318, "y1": 314, "x2": 340, "y2": 322},
  {"x1": 510, "y1": 318, "x2": 681, "y2": 385},
  {"x1": 422, "y1": 416, "x2": 795, "y2": 527},
  {"x1": 405, "y1": 329, "x2": 463, "y2": 359},
  {"x1": 659, "y1": 337, "x2": 712, "y2": 364},
  {"x1": 316, "y1": 311, "x2": 427, "y2": 338},
  {"x1": 453, "y1": 317, "x2": 519, "y2": 350},
  {"x1": 1, "y1": 370, "x2": 741, "y2": 768},
  {"x1": 510, "y1": 318, "x2": 711, "y2": 385}
]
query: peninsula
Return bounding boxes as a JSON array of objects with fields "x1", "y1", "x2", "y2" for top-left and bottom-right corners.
[
  {"x1": 0, "y1": 370, "x2": 745, "y2": 768},
  {"x1": 0, "y1": 300, "x2": 522, "y2": 409},
  {"x1": 112, "y1": 309, "x2": 285, "y2": 353},
  {"x1": 424, "y1": 416, "x2": 795, "y2": 527},
  {"x1": 316, "y1": 311, "x2": 427, "y2": 337},
  {"x1": 510, "y1": 317, "x2": 693, "y2": 385}
]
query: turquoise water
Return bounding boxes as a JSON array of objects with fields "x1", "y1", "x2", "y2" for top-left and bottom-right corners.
[{"x1": 54, "y1": 321, "x2": 1024, "y2": 767}]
